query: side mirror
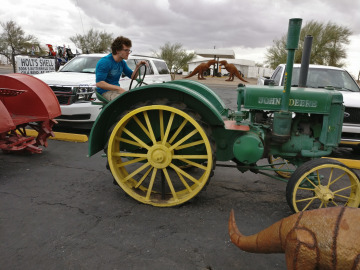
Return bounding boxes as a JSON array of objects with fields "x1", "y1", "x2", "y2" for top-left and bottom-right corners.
[{"x1": 264, "y1": 79, "x2": 275, "y2": 86}]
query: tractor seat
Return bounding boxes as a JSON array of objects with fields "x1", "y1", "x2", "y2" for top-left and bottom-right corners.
[{"x1": 92, "y1": 91, "x2": 109, "y2": 106}]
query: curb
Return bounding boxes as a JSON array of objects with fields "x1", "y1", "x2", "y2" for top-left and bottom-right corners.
[{"x1": 24, "y1": 129, "x2": 88, "y2": 143}]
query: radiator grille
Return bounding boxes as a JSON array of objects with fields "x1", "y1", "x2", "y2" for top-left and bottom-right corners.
[{"x1": 343, "y1": 107, "x2": 360, "y2": 125}]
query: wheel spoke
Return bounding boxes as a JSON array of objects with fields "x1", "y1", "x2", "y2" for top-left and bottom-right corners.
[
  {"x1": 169, "y1": 129, "x2": 199, "y2": 151},
  {"x1": 329, "y1": 172, "x2": 347, "y2": 186},
  {"x1": 175, "y1": 170, "x2": 193, "y2": 192},
  {"x1": 169, "y1": 163, "x2": 201, "y2": 185},
  {"x1": 118, "y1": 137, "x2": 142, "y2": 147},
  {"x1": 162, "y1": 112, "x2": 175, "y2": 145},
  {"x1": 304, "y1": 176, "x2": 317, "y2": 188},
  {"x1": 333, "y1": 184, "x2": 357, "y2": 194},
  {"x1": 162, "y1": 168, "x2": 178, "y2": 201},
  {"x1": 117, "y1": 157, "x2": 147, "y2": 167},
  {"x1": 168, "y1": 118, "x2": 188, "y2": 144},
  {"x1": 277, "y1": 163, "x2": 286, "y2": 170},
  {"x1": 174, "y1": 140, "x2": 204, "y2": 150},
  {"x1": 143, "y1": 111, "x2": 157, "y2": 145},
  {"x1": 334, "y1": 193, "x2": 352, "y2": 200},
  {"x1": 296, "y1": 196, "x2": 317, "y2": 203},
  {"x1": 272, "y1": 157, "x2": 281, "y2": 162},
  {"x1": 146, "y1": 168, "x2": 158, "y2": 200},
  {"x1": 300, "y1": 197, "x2": 317, "y2": 211},
  {"x1": 316, "y1": 170, "x2": 321, "y2": 186},
  {"x1": 174, "y1": 158, "x2": 207, "y2": 170},
  {"x1": 327, "y1": 168, "x2": 334, "y2": 186},
  {"x1": 133, "y1": 115, "x2": 151, "y2": 141},
  {"x1": 123, "y1": 162, "x2": 151, "y2": 182},
  {"x1": 123, "y1": 127, "x2": 151, "y2": 150},
  {"x1": 135, "y1": 167, "x2": 153, "y2": 188},
  {"x1": 159, "y1": 110, "x2": 164, "y2": 141},
  {"x1": 330, "y1": 200, "x2": 338, "y2": 206},
  {"x1": 112, "y1": 152, "x2": 147, "y2": 158},
  {"x1": 298, "y1": 187, "x2": 315, "y2": 191}
]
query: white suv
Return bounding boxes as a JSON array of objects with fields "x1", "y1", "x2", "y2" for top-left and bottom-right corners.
[{"x1": 33, "y1": 54, "x2": 171, "y2": 128}]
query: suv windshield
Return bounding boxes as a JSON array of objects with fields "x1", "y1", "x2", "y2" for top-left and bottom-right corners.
[
  {"x1": 291, "y1": 67, "x2": 360, "y2": 92},
  {"x1": 60, "y1": 56, "x2": 102, "y2": 73}
]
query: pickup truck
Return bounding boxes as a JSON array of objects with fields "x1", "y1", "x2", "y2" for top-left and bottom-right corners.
[{"x1": 257, "y1": 63, "x2": 360, "y2": 149}]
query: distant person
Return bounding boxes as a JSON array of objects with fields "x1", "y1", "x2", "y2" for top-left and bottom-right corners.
[{"x1": 95, "y1": 36, "x2": 146, "y2": 101}]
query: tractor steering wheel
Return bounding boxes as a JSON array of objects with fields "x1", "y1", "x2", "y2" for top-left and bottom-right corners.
[{"x1": 129, "y1": 63, "x2": 147, "y2": 90}]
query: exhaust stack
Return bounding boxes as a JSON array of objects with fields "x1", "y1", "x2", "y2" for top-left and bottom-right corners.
[
  {"x1": 299, "y1": 35, "x2": 313, "y2": 87},
  {"x1": 272, "y1": 18, "x2": 302, "y2": 142}
]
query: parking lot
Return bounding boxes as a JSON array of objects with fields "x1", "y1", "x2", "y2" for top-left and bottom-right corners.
[{"x1": 1, "y1": 72, "x2": 359, "y2": 269}]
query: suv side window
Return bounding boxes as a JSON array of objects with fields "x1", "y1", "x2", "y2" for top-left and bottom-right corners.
[
  {"x1": 152, "y1": 60, "x2": 170, "y2": 74},
  {"x1": 125, "y1": 59, "x2": 136, "y2": 70},
  {"x1": 272, "y1": 66, "x2": 283, "y2": 85},
  {"x1": 135, "y1": 59, "x2": 154, "y2": 75}
]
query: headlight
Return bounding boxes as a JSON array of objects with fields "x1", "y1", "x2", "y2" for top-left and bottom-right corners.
[{"x1": 73, "y1": 85, "x2": 96, "y2": 102}]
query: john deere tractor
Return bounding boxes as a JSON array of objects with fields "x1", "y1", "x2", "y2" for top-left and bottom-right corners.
[{"x1": 88, "y1": 18, "x2": 360, "y2": 212}]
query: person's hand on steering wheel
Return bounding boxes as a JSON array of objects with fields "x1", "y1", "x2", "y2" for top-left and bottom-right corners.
[{"x1": 129, "y1": 61, "x2": 148, "y2": 90}]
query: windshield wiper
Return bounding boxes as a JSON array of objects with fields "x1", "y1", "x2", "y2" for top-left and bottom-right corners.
[{"x1": 317, "y1": 86, "x2": 355, "y2": 92}]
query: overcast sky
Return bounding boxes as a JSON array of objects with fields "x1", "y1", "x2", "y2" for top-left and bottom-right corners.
[{"x1": 1, "y1": 0, "x2": 359, "y2": 76}]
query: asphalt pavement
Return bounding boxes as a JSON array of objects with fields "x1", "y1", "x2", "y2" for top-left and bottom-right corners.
[
  {"x1": 1, "y1": 69, "x2": 359, "y2": 269},
  {"x1": 1, "y1": 138, "x2": 291, "y2": 270}
]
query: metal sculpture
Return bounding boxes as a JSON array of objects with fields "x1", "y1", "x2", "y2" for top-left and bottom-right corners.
[
  {"x1": 219, "y1": 60, "x2": 248, "y2": 82},
  {"x1": 184, "y1": 59, "x2": 217, "y2": 80},
  {"x1": 229, "y1": 207, "x2": 360, "y2": 269}
]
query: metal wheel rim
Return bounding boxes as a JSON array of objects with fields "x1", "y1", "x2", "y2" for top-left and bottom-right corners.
[
  {"x1": 292, "y1": 163, "x2": 360, "y2": 212},
  {"x1": 107, "y1": 105, "x2": 213, "y2": 207}
]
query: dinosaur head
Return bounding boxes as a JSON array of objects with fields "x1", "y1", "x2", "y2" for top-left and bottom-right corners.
[{"x1": 219, "y1": 60, "x2": 227, "y2": 66}]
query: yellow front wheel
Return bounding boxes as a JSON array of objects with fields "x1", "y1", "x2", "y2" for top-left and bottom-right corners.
[
  {"x1": 286, "y1": 158, "x2": 360, "y2": 212},
  {"x1": 107, "y1": 104, "x2": 214, "y2": 207}
]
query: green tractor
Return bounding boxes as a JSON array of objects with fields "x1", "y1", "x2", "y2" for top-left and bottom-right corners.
[{"x1": 88, "y1": 18, "x2": 360, "y2": 212}]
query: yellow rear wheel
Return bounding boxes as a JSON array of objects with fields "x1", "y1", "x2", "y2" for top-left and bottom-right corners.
[
  {"x1": 286, "y1": 158, "x2": 360, "y2": 212},
  {"x1": 107, "y1": 104, "x2": 214, "y2": 207},
  {"x1": 268, "y1": 155, "x2": 296, "y2": 178}
]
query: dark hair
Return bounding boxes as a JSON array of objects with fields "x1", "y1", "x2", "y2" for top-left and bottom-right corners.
[{"x1": 111, "y1": 36, "x2": 132, "y2": 54}]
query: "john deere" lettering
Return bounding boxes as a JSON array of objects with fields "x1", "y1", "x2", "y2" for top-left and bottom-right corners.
[{"x1": 258, "y1": 97, "x2": 317, "y2": 108}]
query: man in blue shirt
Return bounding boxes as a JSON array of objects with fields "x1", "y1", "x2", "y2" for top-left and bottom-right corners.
[{"x1": 95, "y1": 36, "x2": 146, "y2": 101}]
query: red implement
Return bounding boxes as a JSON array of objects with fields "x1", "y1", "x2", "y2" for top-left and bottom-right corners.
[{"x1": 0, "y1": 74, "x2": 61, "y2": 153}]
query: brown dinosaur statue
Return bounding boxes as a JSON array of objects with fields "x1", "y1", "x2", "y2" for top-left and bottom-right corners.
[
  {"x1": 229, "y1": 207, "x2": 360, "y2": 270},
  {"x1": 219, "y1": 60, "x2": 248, "y2": 83},
  {"x1": 184, "y1": 59, "x2": 217, "y2": 80}
]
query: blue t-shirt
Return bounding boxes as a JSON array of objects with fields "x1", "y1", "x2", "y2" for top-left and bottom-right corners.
[{"x1": 95, "y1": 53, "x2": 133, "y2": 94}]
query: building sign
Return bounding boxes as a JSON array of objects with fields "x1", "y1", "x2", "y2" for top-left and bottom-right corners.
[{"x1": 16, "y1": 57, "x2": 55, "y2": 74}]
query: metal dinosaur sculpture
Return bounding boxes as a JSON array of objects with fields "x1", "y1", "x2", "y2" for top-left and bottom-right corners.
[
  {"x1": 229, "y1": 207, "x2": 360, "y2": 270},
  {"x1": 184, "y1": 59, "x2": 217, "y2": 80},
  {"x1": 219, "y1": 60, "x2": 248, "y2": 82}
]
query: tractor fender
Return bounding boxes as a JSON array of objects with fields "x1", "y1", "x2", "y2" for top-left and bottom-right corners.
[{"x1": 88, "y1": 82, "x2": 226, "y2": 156}]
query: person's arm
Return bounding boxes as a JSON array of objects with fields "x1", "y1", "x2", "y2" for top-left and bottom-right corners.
[{"x1": 95, "y1": 81, "x2": 126, "y2": 94}]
